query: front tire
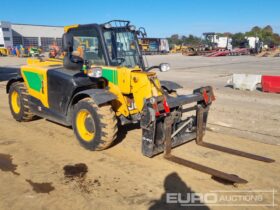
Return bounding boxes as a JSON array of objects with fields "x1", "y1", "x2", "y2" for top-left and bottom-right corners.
[
  {"x1": 72, "y1": 98, "x2": 118, "y2": 151},
  {"x1": 8, "y1": 82, "x2": 35, "y2": 122}
]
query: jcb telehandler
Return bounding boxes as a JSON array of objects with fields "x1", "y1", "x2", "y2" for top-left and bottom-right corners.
[{"x1": 6, "y1": 20, "x2": 274, "y2": 184}]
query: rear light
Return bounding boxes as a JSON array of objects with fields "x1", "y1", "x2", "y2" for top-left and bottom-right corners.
[
  {"x1": 152, "y1": 103, "x2": 160, "y2": 117},
  {"x1": 163, "y1": 99, "x2": 170, "y2": 113},
  {"x1": 202, "y1": 89, "x2": 215, "y2": 104},
  {"x1": 202, "y1": 90, "x2": 209, "y2": 104},
  {"x1": 150, "y1": 97, "x2": 170, "y2": 116}
]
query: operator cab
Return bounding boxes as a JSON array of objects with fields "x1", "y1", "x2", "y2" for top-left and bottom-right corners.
[{"x1": 63, "y1": 20, "x2": 145, "y2": 71}]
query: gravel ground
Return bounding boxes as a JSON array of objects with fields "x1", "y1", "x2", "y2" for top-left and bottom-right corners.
[{"x1": 0, "y1": 55, "x2": 279, "y2": 209}]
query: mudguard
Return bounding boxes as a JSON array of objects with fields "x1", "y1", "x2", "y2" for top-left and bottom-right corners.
[
  {"x1": 160, "y1": 80, "x2": 182, "y2": 92},
  {"x1": 71, "y1": 89, "x2": 117, "y2": 106},
  {"x1": 6, "y1": 76, "x2": 23, "y2": 93}
]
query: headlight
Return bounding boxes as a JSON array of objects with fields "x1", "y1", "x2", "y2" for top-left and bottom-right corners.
[{"x1": 87, "y1": 67, "x2": 102, "y2": 78}]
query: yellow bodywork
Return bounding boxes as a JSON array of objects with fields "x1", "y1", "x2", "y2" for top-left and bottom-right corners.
[
  {"x1": 131, "y1": 71, "x2": 162, "y2": 111},
  {"x1": 21, "y1": 58, "x2": 163, "y2": 118},
  {"x1": 100, "y1": 66, "x2": 163, "y2": 116},
  {"x1": 64, "y1": 24, "x2": 79, "y2": 33},
  {"x1": 21, "y1": 59, "x2": 63, "y2": 108},
  {"x1": 27, "y1": 58, "x2": 63, "y2": 65}
]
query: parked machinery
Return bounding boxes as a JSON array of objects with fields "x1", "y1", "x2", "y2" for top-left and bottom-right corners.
[
  {"x1": 139, "y1": 38, "x2": 169, "y2": 55},
  {"x1": 29, "y1": 47, "x2": 40, "y2": 57},
  {"x1": 182, "y1": 33, "x2": 233, "y2": 56},
  {"x1": 244, "y1": 37, "x2": 263, "y2": 54},
  {"x1": 0, "y1": 47, "x2": 8, "y2": 56},
  {"x1": 203, "y1": 32, "x2": 233, "y2": 51}
]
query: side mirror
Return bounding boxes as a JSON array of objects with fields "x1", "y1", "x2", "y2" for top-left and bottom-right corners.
[
  {"x1": 159, "y1": 63, "x2": 171, "y2": 72},
  {"x1": 145, "y1": 63, "x2": 171, "y2": 72},
  {"x1": 62, "y1": 33, "x2": 74, "y2": 52},
  {"x1": 137, "y1": 27, "x2": 147, "y2": 38}
]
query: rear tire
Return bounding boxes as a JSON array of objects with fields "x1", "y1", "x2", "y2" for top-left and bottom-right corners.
[
  {"x1": 72, "y1": 98, "x2": 118, "y2": 151},
  {"x1": 8, "y1": 82, "x2": 35, "y2": 122}
]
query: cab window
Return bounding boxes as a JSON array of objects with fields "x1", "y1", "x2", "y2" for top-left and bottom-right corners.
[
  {"x1": 71, "y1": 28, "x2": 105, "y2": 66},
  {"x1": 104, "y1": 30, "x2": 141, "y2": 68}
]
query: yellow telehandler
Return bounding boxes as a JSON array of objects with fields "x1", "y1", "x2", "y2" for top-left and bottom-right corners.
[{"x1": 6, "y1": 20, "x2": 274, "y2": 184}]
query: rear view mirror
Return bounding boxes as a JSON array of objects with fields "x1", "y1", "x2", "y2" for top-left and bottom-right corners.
[
  {"x1": 159, "y1": 63, "x2": 171, "y2": 72},
  {"x1": 62, "y1": 33, "x2": 74, "y2": 52}
]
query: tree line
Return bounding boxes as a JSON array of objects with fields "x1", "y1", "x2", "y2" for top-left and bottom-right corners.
[{"x1": 167, "y1": 25, "x2": 280, "y2": 48}]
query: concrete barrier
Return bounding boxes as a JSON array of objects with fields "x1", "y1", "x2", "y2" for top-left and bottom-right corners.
[{"x1": 228, "y1": 74, "x2": 262, "y2": 91}]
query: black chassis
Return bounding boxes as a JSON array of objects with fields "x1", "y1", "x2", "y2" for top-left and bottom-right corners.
[
  {"x1": 6, "y1": 68, "x2": 116, "y2": 126},
  {"x1": 6, "y1": 67, "x2": 184, "y2": 128}
]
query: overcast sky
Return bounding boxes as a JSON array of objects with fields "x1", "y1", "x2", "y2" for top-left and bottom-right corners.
[{"x1": 1, "y1": 0, "x2": 279, "y2": 37}]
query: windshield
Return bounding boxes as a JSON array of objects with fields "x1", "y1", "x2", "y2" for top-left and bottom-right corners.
[{"x1": 104, "y1": 29, "x2": 142, "y2": 68}]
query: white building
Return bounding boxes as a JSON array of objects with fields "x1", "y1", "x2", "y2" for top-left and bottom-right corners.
[
  {"x1": 0, "y1": 21, "x2": 64, "y2": 50},
  {"x1": 0, "y1": 21, "x2": 13, "y2": 48}
]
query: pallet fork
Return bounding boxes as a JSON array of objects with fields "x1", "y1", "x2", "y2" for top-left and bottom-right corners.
[{"x1": 141, "y1": 87, "x2": 275, "y2": 184}]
